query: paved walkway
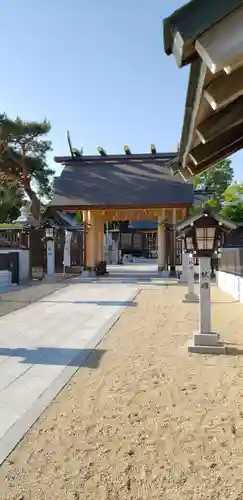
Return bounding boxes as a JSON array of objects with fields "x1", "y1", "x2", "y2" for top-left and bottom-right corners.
[
  {"x1": 0, "y1": 274, "x2": 73, "y2": 318},
  {"x1": 0, "y1": 278, "x2": 138, "y2": 464}
]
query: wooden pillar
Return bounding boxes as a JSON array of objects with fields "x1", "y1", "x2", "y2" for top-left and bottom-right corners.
[
  {"x1": 82, "y1": 210, "x2": 88, "y2": 268},
  {"x1": 86, "y1": 211, "x2": 97, "y2": 270},
  {"x1": 100, "y1": 220, "x2": 104, "y2": 262},
  {"x1": 96, "y1": 216, "x2": 104, "y2": 263},
  {"x1": 169, "y1": 208, "x2": 177, "y2": 276}
]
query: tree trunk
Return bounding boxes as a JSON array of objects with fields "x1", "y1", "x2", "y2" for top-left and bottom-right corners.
[
  {"x1": 20, "y1": 145, "x2": 41, "y2": 222},
  {"x1": 21, "y1": 161, "x2": 40, "y2": 221},
  {"x1": 0, "y1": 142, "x2": 41, "y2": 222}
]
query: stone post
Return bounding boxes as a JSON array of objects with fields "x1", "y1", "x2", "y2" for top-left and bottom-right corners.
[
  {"x1": 45, "y1": 238, "x2": 55, "y2": 282},
  {"x1": 188, "y1": 256, "x2": 225, "y2": 354},
  {"x1": 180, "y1": 241, "x2": 189, "y2": 282},
  {"x1": 182, "y1": 253, "x2": 198, "y2": 302}
]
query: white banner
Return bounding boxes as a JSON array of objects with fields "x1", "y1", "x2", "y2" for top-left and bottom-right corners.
[{"x1": 63, "y1": 231, "x2": 72, "y2": 267}]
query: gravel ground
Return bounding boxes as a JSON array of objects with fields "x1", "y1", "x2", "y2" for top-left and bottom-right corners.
[{"x1": 1, "y1": 284, "x2": 243, "y2": 500}]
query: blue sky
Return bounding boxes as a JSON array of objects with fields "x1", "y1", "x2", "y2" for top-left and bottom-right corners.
[{"x1": 2, "y1": 0, "x2": 243, "y2": 181}]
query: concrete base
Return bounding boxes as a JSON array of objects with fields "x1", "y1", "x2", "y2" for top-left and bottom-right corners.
[
  {"x1": 188, "y1": 331, "x2": 225, "y2": 354},
  {"x1": 188, "y1": 343, "x2": 226, "y2": 354},
  {"x1": 180, "y1": 275, "x2": 188, "y2": 283},
  {"x1": 193, "y1": 332, "x2": 220, "y2": 346},
  {"x1": 182, "y1": 293, "x2": 199, "y2": 303}
]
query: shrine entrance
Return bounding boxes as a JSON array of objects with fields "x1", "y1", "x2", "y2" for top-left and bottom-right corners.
[
  {"x1": 49, "y1": 150, "x2": 193, "y2": 275},
  {"x1": 81, "y1": 206, "x2": 187, "y2": 272}
]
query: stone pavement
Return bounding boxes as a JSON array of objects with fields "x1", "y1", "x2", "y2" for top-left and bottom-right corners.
[
  {"x1": 0, "y1": 277, "x2": 138, "y2": 465},
  {"x1": 0, "y1": 274, "x2": 73, "y2": 318}
]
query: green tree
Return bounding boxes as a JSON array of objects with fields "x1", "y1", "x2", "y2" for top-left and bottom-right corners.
[
  {"x1": 0, "y1": 184, "x2": 22, "y2": 223},
  {"x1": 223, "y1": 182, "x2": 243, "y2": 203},
  {"x1": 220, "y1": 182, "x2": 243, "y2": 223},
  {"x1": 190, "y1": 198, "x2": 221, "y2": 215},
  {"x1": 220, "y1": 204, "x2": 243, "y2": 223},
  {"x1": 0, "y1": 113, "x2": 54, "y2": 221},
  {"x1": 194, "y1": 159, "x2": 234, "y2": 200}
]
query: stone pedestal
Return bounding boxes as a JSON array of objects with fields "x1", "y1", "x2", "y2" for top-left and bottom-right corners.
[{"x1": 183, "y1": 292, "x2": 199, "y2": 303}]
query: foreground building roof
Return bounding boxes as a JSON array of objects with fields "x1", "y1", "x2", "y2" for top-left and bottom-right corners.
[
  {"x1": 51, "y1": 153, "x2": 193, "y2": 209},
  {"x1": 163, "y1": 0, "x2": 243, "y2": 180}
]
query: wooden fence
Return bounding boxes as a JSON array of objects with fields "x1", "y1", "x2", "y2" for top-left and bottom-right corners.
[
  {"x1": 0, "y1": 227, "x2": 84, "y2": 280},
  {"x1": 219, "y1": 247, "x2": 243, "y2": 277}
]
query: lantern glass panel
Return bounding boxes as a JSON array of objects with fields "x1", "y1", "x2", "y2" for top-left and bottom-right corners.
[
  {"x1": 45, "y1": 227, "x2": 53, "y2": 238},
  {"x1": 196, "y1": 227, "x2": 216, "y2": 251},
  {"x1": 186, "y1": 235, "x2": 194, "y2": 251}
]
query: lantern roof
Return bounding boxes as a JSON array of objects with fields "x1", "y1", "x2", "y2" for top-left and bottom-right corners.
[{"x1": 176, "y1": 208, "x2": 237, "y2": 235}]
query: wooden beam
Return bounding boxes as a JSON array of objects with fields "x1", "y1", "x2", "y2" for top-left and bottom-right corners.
[
  {"x1": 204, "y1": 65, "x2": 243, "y2": 110},
  {"x1": 196, "y1": 95, "x2": 243, "y2": 143},
  {"x1": 185, "y1": 136, "x2": 243, "y2": 178},
  {"x1": 189, "y1": 123, "x2": 243, "y2": 165},
  {"x1": 180, "y1": 59, "x2": 207, "y2": 168},
  {"x1": 195, "y1": 5, "x2": 243, "y2": 74},
  {"x1": 224, "y1": 59, "x2": 243, "y2": 75}
]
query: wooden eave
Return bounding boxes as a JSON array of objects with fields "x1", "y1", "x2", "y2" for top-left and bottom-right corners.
[
  {"x1": 172, "y1": 3, "x2": 243, "y2": 180},
  {"x1": 49, "y1": 203, "x2": 191, "y2": 212},
  {"x1": 47, "y1": 206, "x2": 189, "y2": 224},
  {"x1": 163, "y1": 0, "x2": 243, "y2": 67}
]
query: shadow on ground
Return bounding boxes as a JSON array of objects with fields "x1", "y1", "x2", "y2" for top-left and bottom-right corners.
[{"x1": 0, "y1": 347, "x2": 106, "y2": 368}]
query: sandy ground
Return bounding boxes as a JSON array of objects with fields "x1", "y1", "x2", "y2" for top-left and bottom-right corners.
[{"x1": 1, "y1": 284, "x2": 243, "y2": 500}]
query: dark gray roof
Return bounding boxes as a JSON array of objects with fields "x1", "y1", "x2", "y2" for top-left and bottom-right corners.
[
  {"x1": 193, "y1": 189, "x2": 213, "y2": 206},
  {"x1": 163, "y1": 0, "x2": 243, "y2": 66},
  {"x1": 51, "y1": 211, "x2": 84, "y2": 230},
  {"x1": 51, "y1": 154, "x2": 193, "y2": 208}
]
